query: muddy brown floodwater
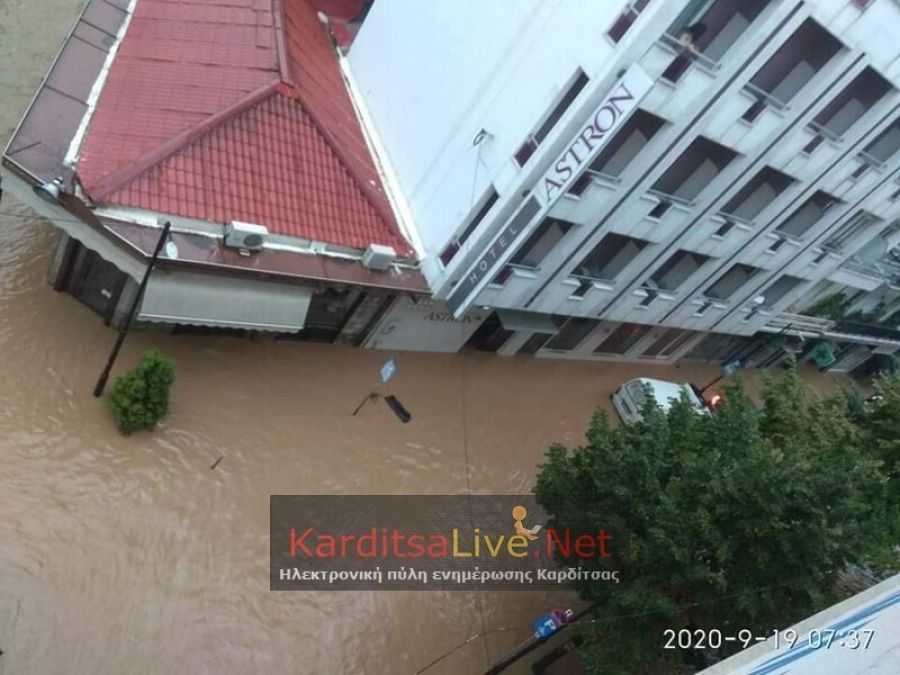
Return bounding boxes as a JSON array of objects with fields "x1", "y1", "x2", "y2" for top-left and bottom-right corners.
[{"x1": 0, "y1": 3, "x2": 854, "y2": 674}]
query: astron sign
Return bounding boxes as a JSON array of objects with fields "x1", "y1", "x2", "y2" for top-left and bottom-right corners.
[
  {"x1": 537, "y1": 66, "x2": 653, "y2": 205},
  {"x1": 445, "y1": 66, "x2": 652, "y2": 316}
]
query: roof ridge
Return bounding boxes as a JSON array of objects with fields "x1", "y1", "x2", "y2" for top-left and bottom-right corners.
[
  {"x1": 272, "y1": 0, "x2": 294, "y2": 85},
  {"x1": 86, "y1": 80, "x2": 282, "y2": 202},
  {"x1": 278, "y1": 5, "x2": 399, "y2": 240}
]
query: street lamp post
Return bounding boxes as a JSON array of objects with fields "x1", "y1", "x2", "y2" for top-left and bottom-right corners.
[{"x1": 92, "y1": 221, "x2": 173, "y2": 397}]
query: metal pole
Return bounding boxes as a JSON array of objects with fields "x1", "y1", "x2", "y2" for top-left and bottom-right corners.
[
  {"x1": 699, "y1": 323, "x2": 793, "y2": 393},
  {"x1": 92, "y1": 222, "x2": 171, "y2": 397},
  {"x1": 482, "y1": 605, "x2": 596, "y2": 675}
]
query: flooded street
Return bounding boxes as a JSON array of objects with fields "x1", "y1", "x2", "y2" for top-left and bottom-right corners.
[{"x1": 0, "y1": 3, "x2": 854, "y2": 674}]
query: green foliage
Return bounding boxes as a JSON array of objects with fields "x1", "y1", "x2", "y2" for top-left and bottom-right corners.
[
  {"x1": 535, "y1": 365, "x2": 898, "y2": 674},
  {"x1": 804, "y1": 292, "x2": 849, "y2": 320},
  {"x1": 107, "y1": 350, "x2": 176, "y2": 435}
]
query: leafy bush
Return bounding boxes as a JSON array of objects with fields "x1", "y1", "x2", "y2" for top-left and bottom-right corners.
[
  {"x1": 536, "y1": 364, "x2": 898, "y2": 673},
  {"x1": 107, "y1": 350, "x2": 176, "y2": 435}
]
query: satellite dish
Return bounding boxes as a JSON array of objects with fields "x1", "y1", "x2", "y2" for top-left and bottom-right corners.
[{"x1": 165, "y1": 240, "x2": 179, "y2": 260}]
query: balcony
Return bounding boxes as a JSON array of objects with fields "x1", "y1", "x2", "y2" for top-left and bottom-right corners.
[
  {"x1": 741, "y1": 19, "x2": 843, "y2": 122},
  {"x1": 651, "y1": 136, "x2": 737, "y2": 203},
  {"x1": 658, "y1": 0, "x2": 773, "y2": 83},
  {"x1": 758, "y1": 274, "x2": 805, "y2": 309},
  {"x1": 840, "y1": 256, "x2": 900, "y2": 288},
  {"x1": 567, "y1": 109, "x2": 666, "y2": 196},
  {"x1": 492, "y1": 217, "x2": 573, "y2": 285},
  {"x1": 704, "y1": 263, "x2": 761, "y2": 301},
  {"x1": 647, "y1": 249, "x2": 710, "y2": 292},
  {"x1": 569, "y1": 233, "x2": 649, "y2": 296},
  {"x1": 720, "y1": 166, "x2": 795, "y2": 222},
  {"x1": 775, "y1": 190, "x2": 838, "y2": 239},
  {"x1": 862, "y1": 117, "x2": 900, "y2": 165},
  {"x1": 802, "y1": 67, "x2": 890, "y2": 152}
]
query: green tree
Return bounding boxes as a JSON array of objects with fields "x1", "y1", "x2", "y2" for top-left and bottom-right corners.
[
  {"x1": 534, "y1": 365, "x2": 896, "y2": 674},
  {"x1": 107, "y1": 349, "x2": 176, "y2": 435}
]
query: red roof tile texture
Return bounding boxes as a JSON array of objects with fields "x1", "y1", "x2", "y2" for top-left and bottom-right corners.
[{"x1": 77, "y1": 0, "x2": 412, "y2": 256}]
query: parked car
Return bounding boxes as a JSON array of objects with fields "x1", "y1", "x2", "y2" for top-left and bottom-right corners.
[{"x1": 611, "y1": 377, "x2": 709, "y2": 425}]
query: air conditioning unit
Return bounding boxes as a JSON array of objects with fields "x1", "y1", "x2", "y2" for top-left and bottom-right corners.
[
  {"x1": 224, "y1": 221, "x2": 268, "y2": 252},
  {"x1": 361, "y1": 244, "x2": 396, "y2": 271}
]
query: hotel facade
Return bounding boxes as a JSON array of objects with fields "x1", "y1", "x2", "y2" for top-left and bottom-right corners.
[{"x1": 347, "y1": 0, "x2": 900, "y2": 373}]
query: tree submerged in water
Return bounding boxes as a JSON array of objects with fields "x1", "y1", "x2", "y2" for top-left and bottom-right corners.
[
  {"x1": 534, "y1": 363, "x2": 898, "y2": 674},
  {"x1": 107, "y1": 350, "x2": 176, "y2": 435}
]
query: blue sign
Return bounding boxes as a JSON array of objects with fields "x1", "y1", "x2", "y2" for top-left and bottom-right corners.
[
  {"x1": 534, "y1": 612, "x2": 563, "y2": 639},
  {"x1": 380, "y1": 358, "x2": 397, "y2": 384}
]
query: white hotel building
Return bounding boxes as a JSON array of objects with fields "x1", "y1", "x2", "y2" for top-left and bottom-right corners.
[{"x1": 347, "y1": 0, "x2": 900, "y2": 372}]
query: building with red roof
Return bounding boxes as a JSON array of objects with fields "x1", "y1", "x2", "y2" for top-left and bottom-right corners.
[{"x1": 2, "y1": 0, "x2": 427, "y2": 343}]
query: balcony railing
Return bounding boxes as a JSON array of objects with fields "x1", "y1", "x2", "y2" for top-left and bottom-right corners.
[
  {"x1": 762, "y1": 312, "x2": 833, "y2": 337},
  {"x1": 741, "y1": 83, "x2": 788, "y2": 122},
  {"x1": 492, "y1": 262, "x2": 539, "y2": 286},
  {"x1": 842, "y1": 256, "x2": 900, "y2": 285},
  {"x1": 657, "y1": 33, "x2": 721, "y2": 84},
  {"x1": 832, "y1": 320, "x2": 900, "y2": 344},
  {"x1": 803, "y1": 120, "x2": 842, "y2": 154},
  {"x1": 569, "y1": 273, "x2": 615, "y2": 298},
  {"x1": 567, "y1": 169, "x2": 620, "y2": 197}
]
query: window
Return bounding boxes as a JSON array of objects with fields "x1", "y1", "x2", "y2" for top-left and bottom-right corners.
[
  {"x1": 802, "y1": 133, "x2": 826, "y2": 155},
  {"x1": 648, "y1": 199, "x2": 672, "y2": 219},
  {"x1": 568, "y1": 173, "x2": 594, "y2": 197},
  {"x1": 493, "y1": 217, "x2": 574, "y2": 284},
  {"x1": 594, "y1": 322, "x2": 651, "y2": 354},
  {"x1": 439, "y1": 188, "x2": 499, "y2": 266},
  {"x1": 573, "y1": 233, "x2": 648, "y2": 282},
  {"x1": 712, "y1": 219, "x2": 735, "y2": 238},
  {"x1": 767, "y1": 236, "x2": 786, "y2": 253},
  {"x1": 608, "y1": 0, "x2": 650, "y2": 43},
  {"x1": 705, "y1": 263, "x2": 760, "y2": 300},
  {"x1": 890, "y1": 182, "x2": 900, "y2": 201},
  {"x1": 648, "y1": 249, "x2": 710, "y2": 291},
  {"x1": 543, "y1": 317, "x2": 598, "y2": 351},
  {"x1": 514, "y1": 70, "x2": 589, "y2": 166}
]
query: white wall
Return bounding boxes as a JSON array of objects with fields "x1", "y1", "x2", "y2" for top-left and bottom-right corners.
[
  {"x1": 349, "y1": 0, "x2": 632, "y2": 264},
  {"x1": 700, "y1": 575, "x2": 900, "y2": 675},
  {"x1": 363, "y1": 296, "x2": 488, "y2": 352}
]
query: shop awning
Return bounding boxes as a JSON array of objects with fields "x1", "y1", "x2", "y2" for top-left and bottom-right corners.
[
  {"x1": 497, "y1": 309, "x2": 559, "y2": 334},
  {"x1": 139, "y1": 269, "x2": 312, "y2": 332}
]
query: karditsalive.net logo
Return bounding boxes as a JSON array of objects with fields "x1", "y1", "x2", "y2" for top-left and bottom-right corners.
[
  {"x1": 287, "y1": 504, "x2": 614, "y2": 560},
  {"x1": 270, "y1": 496, "x2": 625, "y2": 590}
]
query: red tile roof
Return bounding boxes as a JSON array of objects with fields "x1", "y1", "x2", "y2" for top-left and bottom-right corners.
[{"x1": 77, "y1": 0, "x2": 412, "y2": 257}]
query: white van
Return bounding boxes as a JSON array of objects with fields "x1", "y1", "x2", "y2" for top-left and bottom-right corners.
[{"x1": 611, "y1": 378, "x2": 707, "y2": 425}]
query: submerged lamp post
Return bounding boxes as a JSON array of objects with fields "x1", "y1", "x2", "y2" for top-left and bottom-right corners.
[{"x1": 92, "y1": 221, "x2": 175, "y2": 397}]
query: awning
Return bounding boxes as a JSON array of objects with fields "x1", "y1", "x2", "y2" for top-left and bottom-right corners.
[
  {"x1": 497, "y1": 309, "x2": 559, "y2": 334},
  {"x1": 139, "y1": 269, "x2": 312, "y2": 332}
]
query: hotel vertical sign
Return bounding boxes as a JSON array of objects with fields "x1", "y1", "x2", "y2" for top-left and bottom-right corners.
[{"x1": 445, "y1": 65, "x2": 653, "y2": 317}]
